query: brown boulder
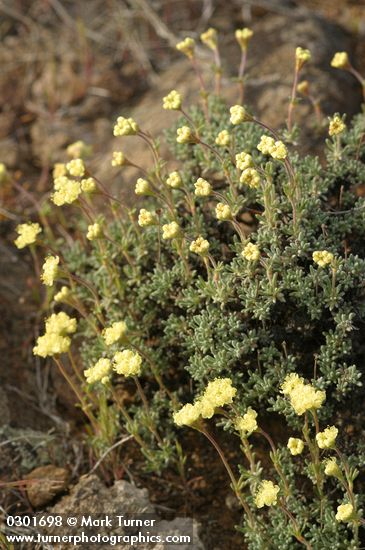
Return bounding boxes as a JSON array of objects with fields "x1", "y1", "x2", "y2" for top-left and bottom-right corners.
[{"x1": 25, "y1": 464, "x2": 70, "y2": 508}]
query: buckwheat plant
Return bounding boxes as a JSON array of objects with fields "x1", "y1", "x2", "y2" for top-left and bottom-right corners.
[{"x1": 14, "y1": 30, "x2": 365, "y2": 548}]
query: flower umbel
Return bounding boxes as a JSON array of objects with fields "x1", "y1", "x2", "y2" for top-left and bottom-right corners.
[
  {"x1": 113, "y1": 350, "x2": 142, "y2": 377},
  {"x1": 41, "y1": 255, "x2": 59, "y2": 286},
  {"x1": 14, "y1": 223, "x2": 41, "y2": 249},
  {"x1": 313, "y1": 250, "x2": 334, "y2": 267},
  {"x1": 236, "y1": 408, "x2": 258, "y2": 436},
  {"x1": 287, "y1": 437, "x2": 304, "y2": 456},
  {"x1": 316, "y1": 426, "x2": 338, "y2": 449},
  {"x1": 84, "y1": 358, "x2": 111, "y2": 385},
  {"x1": 163, "y1": 90, "x2": 182, "y2": 110},
  {"x1": 255, "y1": 481, "x2": 280, "y2": 508},
  {"x1": 103, "y1": 321, "x2": 127, "y2": 346}
]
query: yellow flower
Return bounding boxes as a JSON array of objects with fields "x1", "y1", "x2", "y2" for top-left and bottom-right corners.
[
  {"x1": 52, "y1": 176, "x2": 81, "y2": 206},
  {"x1": 194, "y1": 177, "x2": 212, "y2": 197},
  {"x1": 14, "y1": 222, "x2": 42, "y2": 249},
  {"x1": 215, "y1": 203, "x2": 232, "y2": 220},
  {"x1": 81, "y1": 177, "x2": 96, "y2": 193},
  {"x1": 324, "y1": 458, "x2": 342, "y2": 478},
  {"x1": 215, "y1": 130, "x2": 231, "y2": 146},
  {"x1": 33, "y1": 333, "x2": 72, "y2": 357},
  {"x1": 242, "y1": 243, "x2": 260, "y2": 261},
  {"x1": 270, "y1": 140, "x2": 287, "y2": 160},
  {"x1": 113, "y1": 116, "x2": 139, "y2": 136},
  {"x1": 289, "y1": 383, "x2": 326, "y2": 416},
  {"x1": 111, "y1": 151, "x2": 126, "y2": 167},
  {"x1": 316, "y1": 426, "x2": 338, "y2": 449},
  {"x1": 176, "y1": 37, "x2": 195, "y2": 58},
  {"x1": 335, "y1": 503, "x2": 353, "y2": 522},
  {"x1": 255, "y1": 480, "x2": 280, "y2": 508},
  {"x1": 166, "y1": 171, "x2": 182, "y2": 189},
  {"x1": 296, "y1": 47, "x2": 311, "y2": 67},
  {"x1": 135, "y1": 178, "x2": 151, "y2": 196},
  {"x1": 162, "y1": 221, "x2": 181, "y2": 240},
  {"x1": 176, "y1": 126, "x2": 195, "y2": 144},
  {"x1": 236, "y1": 407, "x2": 258, "y2": 436},
  {"x1": 331, "y1": 52, "x2": 350, "y2": 69},
  {"x1": 287, "y1": 437, "x2": 304, "y2": 456},
  {"x1": 230, "y1": 105, "x2": 247, "y2": 125},
  {"x1": 297, "y1": 80, "x2": 309, "y2": 95},
  {"x1": 235, "y1": 28, "x2": 253, "y2": 50},
  {"x1": 45, "y1": 312, "x2": 77, "y2": 335},
  {"x1": 312, "y1": 250, "x2": 334, "y2": 267},
  {"x1": 138, "y1": 209, "x2": 156, "y2": 227},
  {"x1": 200, "y1": 28, "x2": 218, "y2": 50},
  {"x1": 53, "y1": 163, "x2": 67, "y2": 179},
  {"x1": 163, "y1": 90, "x2": 182, "y2": 110},
  {"x1": 235, "y1": 152, "x2": 253, "y2": 170},
  {"x1": 87, "y1": 223, "x2": 101, "y2": 241},
  {"x1": 103, "y1": 321, "x2": 127, "y2": 346},
  {"x1": 198, "y1": 378, "x2": 237, "y2": 419},
  {"x1": 113, "y1": 349, "x2": 142, "y2": 377},
  {"x1": 190, "y1": 236, "x2": 209, "y2": 256},
  {"x1": 329, "y1": 115, "x2": 346, "y2": 136},
  {"x1": 41, "y1": 255, "x2": 59, "y2": 286},
  {"x1": 240, "y1": 168, "x2": 260, "y2": 188},
  {"x1": 66, "y1": 158, "x2": 85, "y2": 178},
  {"x1": 173, "y1": 402, "x2": 201, "y2": 427},
  {"x1": 257, "y1": 135, "x2": 275, "y2": 155},
  {"x1": 67, "y1": 140, "x2": 92, "y2": 159},
  {"x1": 281, "y1": 373, "x2": 304, "y2": 395},
  {"x1": 84, "y1": 358, "x2": 111, "y2": 385},
  {"x1": 54, "y1": 286, "x2": 70, "y2": 303}
]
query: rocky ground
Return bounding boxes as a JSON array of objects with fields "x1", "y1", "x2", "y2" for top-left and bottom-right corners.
[{"x1": 1, "y1": 1, "x2": 365, "y2": 549}]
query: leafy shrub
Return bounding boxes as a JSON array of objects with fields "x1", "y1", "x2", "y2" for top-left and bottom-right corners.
[{"x1": 15, "y1": 31, "x2": 365, "y2": 549}]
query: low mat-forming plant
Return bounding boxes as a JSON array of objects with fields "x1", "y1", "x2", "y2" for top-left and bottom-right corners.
[{"x1": 13, "y1": 28, "x2": 365, "y2": 549}]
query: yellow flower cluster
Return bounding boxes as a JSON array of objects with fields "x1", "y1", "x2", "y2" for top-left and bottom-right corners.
[
  {"x1": 162, "y1": 221, "x2": 181, "y2": 240},
  {"x1": 87, "y1": 223, "x2": 101, "y2": 241},
  {"x1": 236, "y1": 407, "x2": 258, "y2": 436},
  {"x1": 53, "y1": 163, "x2": 67, "y2": 178},
  {"x1": 281, "y1": 373, "x2": 326, "y2": 416},
  {"x1": 33, "y1": 312, "x2": 77, "y2": 358},
  {"x1": 257, "y1": 135, "x2": 287, "y2": 160},
  {"x1": 235, "y1": 152, "x2": 253, "y2": 170},
  {"x1": 111, "y1": 151, "x2": 125, "y2": 167},
  {"x1": 312, "y1": 250, "x2": 334, "y2": 267},
  {"x1": 255, "y1": 480, "x2": 280, "y2": 508},
  {"x1": 295, "y1": 47, "x2": 311, "y2": 66},
  {"x1": 66, "y1": 158, "x2": 85, "y2": 178},
  {"x1": 41, "y1": 255, "x2": 59, "y2": 286},
  {"x1": 103, "y1": 321, "x2": 127, "y2": 346},
  {"x1": 329, "y1": 115, "x2": 346, "y2": 136},
  {"x1": 84, "y1": 358, "x2": 111, "y2": 385},
  {"x1": 235, "y1": 28, "x2": 253, "y2": 50},
  {"x1": 331, "y1": 52, "x2": 349, "y2": 69},
  {"x1": 166, "y1": 171, "x2": 182, "y2": 189},
  {"x1": 113, "y1": 116, "x2": 139, "y2": 137},
  {"x1": 215, "y1": 203, "x2": 231, "y2": 220},
  {"x1": 194, "y1": 178, "x2": 212, "y2": 197},
  {"x1": 135, "y1": 178, "x2": 151, "y2": 196},
  {"x1": 287, "y1": 437, "x2": 304, "y2": 456},
  {"x1": 173, "y1": 378, "x2": 237, "y2": 427},
  {"x1": 297, "y1": 80, "x2": 309, "y2": 95},
  {"x1": 240, "y1": 168, "x2": 260, "y2": 188},
  {"x1": 113, "y1": 349, "x2": 142, "y2": 377},
  {"x1": 324, "y1": 458, "x2": 342, "y2": 478},
  {"x1": 67, "y1": 140, "x2": 92, "y2": 159},
  {"x1": 81, "y1": 178, "x2": 96, "y2": 193},
  {"x1": 176, "y1": 126, "x2": 195, "y2": 144},
  {"x1": 215, "y1": 130, "x2": 230, "y2": 146},
  {"x1": 176, "y1": 37, "x2": 195, "y2": 58},
  {"x1": 200, "y1": 28, "x2": 218, "y2": 50},
  {"x1": 242, "y1": 242, "x2": 260, "y2": 261},
  {"x1": 163, "y1": 90, "x2": 182, "y2": 110},
  {"x1": 230, "y1": 105, "x2": 247, "y2": 125},
  {"x1": 14, "y1": 222, "x2": 42, "y2": 249},
  {"x1": 316, "y1": 426, "x2": 338, "y2": 449},
  {"x1": 52, "y1": 176, "x2": 81, "y2": 206},
  {"x1": 138, "y1": 209, "x2": 156, "y2": 227},
  {"x1": 335, "y1": 503, "x2": 353, "y2": 523},
  {"x1": 54, "y1": 286, "x2": 70, "y2": 303},
  {"x1": 194, "y1": 178, "x2": 211, "y2": 197},
  {"x1": 190, "y1": 236, "x2": 209, "y2": 256}
]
